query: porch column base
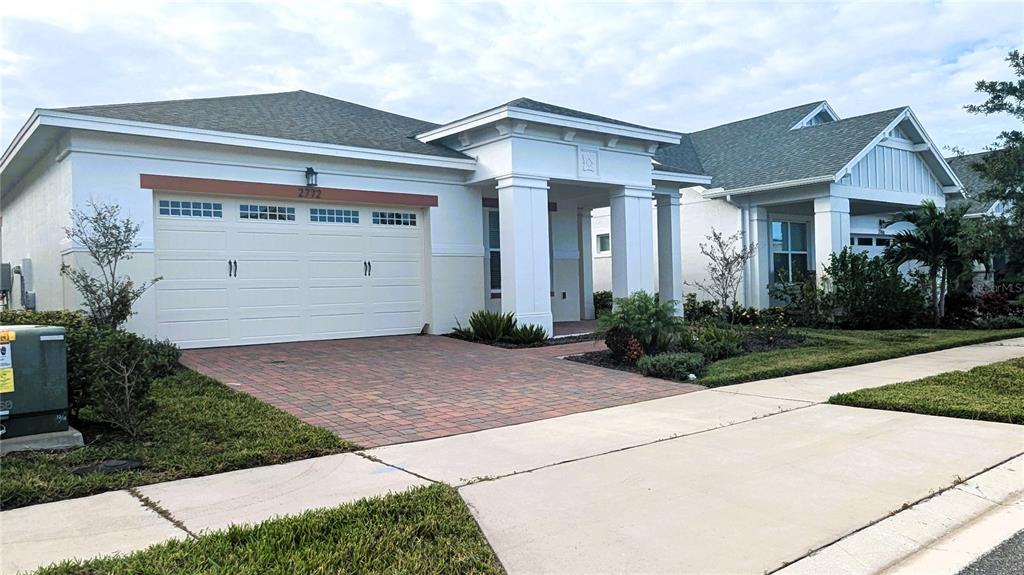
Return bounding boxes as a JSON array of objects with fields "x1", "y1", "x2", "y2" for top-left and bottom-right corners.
[
  {"x1": 610, "y1": 185, "x2": 656, "y2": 299},
  {"x1": 497, "y1": 175, "x2": 554, "y2": 336}
]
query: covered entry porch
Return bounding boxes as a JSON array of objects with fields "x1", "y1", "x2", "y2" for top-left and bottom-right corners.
[{"x1": 480, "y1": 177, "x2": 690, "y2": 334}]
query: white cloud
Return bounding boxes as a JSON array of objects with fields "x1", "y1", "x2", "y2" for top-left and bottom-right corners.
[{"x1": 1, "y1": 0, "x2": 1021, "y2": 150}]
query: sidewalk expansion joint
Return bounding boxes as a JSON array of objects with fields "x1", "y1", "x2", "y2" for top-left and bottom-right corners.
[
  {"x1": 455, "y1": 402, "x2": 819, "y2": 488},
  {"x1": 128, "y1": 488, "x2": 198, "y2": 539},
  {"x1": 355, "y1": 451, "x2": 440, "y2": 484},
  {"x1": 765, "y1": 450, "x2": 1024, "y2": 575}
]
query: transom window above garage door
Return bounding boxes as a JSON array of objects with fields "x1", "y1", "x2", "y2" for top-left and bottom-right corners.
[
  {"x1": 372, "y1": 211, "x2": 417, "y2": 226},
  {"x1": 240, "y1": 204, "x2": 295, "y2": 221},
  {"x1": 159, "y1": 200, "x2": 223, "y2": 218},
  {"x1": 310, "y1": 208, "x2": 359, "y2": 224}
]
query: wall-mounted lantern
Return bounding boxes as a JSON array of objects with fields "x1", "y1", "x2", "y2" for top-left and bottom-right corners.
[{"x1": 305, "y1": 167, "x2": 318, "y2": 187}]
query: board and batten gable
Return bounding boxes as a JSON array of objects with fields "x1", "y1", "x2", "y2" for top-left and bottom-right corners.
[
  {"x1": 0, "y1": 134, "x2": 74, "y2": 311},
  {"x1": 837, "y1": 145, "x2": 945, "y2": 198},
  {"x1": 44, "y1": 128, "x2": 484, "y2": 338}
]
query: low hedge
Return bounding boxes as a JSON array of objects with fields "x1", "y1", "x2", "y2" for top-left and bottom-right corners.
[{"x1": 637, "y1": 352, "x2": 706, "y2": 380}]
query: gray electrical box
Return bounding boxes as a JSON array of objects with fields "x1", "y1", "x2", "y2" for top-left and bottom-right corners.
[
  {"x1": 0, "y1": 325, "x2": 70, "y2": 439},
  {"x1": 0, "y1": 263, "x2": 11, "y2": 292}
]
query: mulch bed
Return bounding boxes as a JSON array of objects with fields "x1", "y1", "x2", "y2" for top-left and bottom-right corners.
[{"x1": 563, "y1": 350, "x2": 640, "y2": 374}]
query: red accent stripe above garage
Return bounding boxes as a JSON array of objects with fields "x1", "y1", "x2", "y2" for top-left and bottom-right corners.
[{"x1": 140, "y1": 174, "x2": 439, "y2": 207}]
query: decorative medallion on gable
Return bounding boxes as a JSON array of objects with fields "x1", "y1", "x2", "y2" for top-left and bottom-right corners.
[{"x1": 578, "y1": 147, "x2": 599, "y2": 179}]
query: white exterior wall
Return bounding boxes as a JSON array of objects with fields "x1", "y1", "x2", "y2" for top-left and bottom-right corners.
[
  {"x1": 680, "y1": 187, "x2": 742, "y2": 303},
  {"x1": 0, "y1": 137, "x2": 74, "y2": 311},
  {"x1": 56, "y1": 130, "x2": 482, "y2": 336}
]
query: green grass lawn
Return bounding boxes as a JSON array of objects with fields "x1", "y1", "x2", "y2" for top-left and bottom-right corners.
[
  {"x1": 35, "y1": 484, "x2": 504, "y2": 575},
  {"x1": 829, "y1": 358, "x2": 1024, "y2": 424},
  {"x1": 699, "y1": 328, "x2": 1024, "y2": 388},
  {"x1": 1, "y1": 371, "x2": 356, "y2": 509}
]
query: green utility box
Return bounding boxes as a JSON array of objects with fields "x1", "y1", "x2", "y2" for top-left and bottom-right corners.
[{"x1": 0, "y1": 325, "x2": 69, "y2": 439}]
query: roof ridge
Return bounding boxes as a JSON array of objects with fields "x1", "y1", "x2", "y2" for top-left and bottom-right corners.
[{"x1": 686, "y1": 100, "x2": 825, "y2": 135}]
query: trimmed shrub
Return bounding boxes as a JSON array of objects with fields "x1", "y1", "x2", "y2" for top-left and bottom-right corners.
[
  {"x1": 695, "y1": 324, "x2": 744, "y2": 361},
  {"x1": 973, "y1": 315, "x2": 1024, "y2": 329},
  {"x1": 84, "y1": 330, "x2": 160, "y2": 437},
  {"x1": 597, "y1": 291, "x2": 683, "y2": 356},
  {"x1": 593, "y1": 290, "x2": 613, "y2": 318},
  {"x1": 0, "y1": 309, "x2": 98, "y2": 418},
  {"x1": 506, "y1": 323, "x2": 547, "y2": 346},
  {"x1": 467, "y1": 310, "x2": 517, "y2": 343},
  {"x1": 637, "y1": 352, "x2": 706, "y2": 380},
  {"x1": 604, "y1": 327, "x2": 642, "y2": 363}
]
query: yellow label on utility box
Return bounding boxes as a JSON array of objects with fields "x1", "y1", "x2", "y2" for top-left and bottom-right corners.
[
  {"x1": 0, "y1": 368, "x2": 13, "y2": 393},
  {"x1": 0, "y1": 331, "x2": 15, "y2": 343}
]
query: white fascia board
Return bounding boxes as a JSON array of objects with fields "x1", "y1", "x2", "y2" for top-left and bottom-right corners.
[
  {"x1": 417, "y1": 105, "x2": 682, "y2": 145},
  {"x1": 0, "y1": 111, "x2": 43, "y2": 173},
  {"x1": 832, "y1": 107, "x2": 962, "y2": 189},
  {"x1": 14, "y1": 110, "x2": 478, "y2": 172},
  {"x1": 789, "y1": 101, "x2": 840, "y2": 131},
  {"x1": 651, "y1": 169, "x2": 712, "y2": 185},
  {"x1": 701, "y1": 175, "x2": 835, "y2": 198}
]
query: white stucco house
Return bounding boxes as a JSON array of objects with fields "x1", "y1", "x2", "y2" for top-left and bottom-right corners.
[
  {"x1": 591, "y1": 101, "x2": 964, "y2": 306},
  {"x1": 1, "y1": 91, "x2": 707, "y2": 348}
]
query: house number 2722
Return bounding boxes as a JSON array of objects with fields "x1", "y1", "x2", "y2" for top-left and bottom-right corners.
[{"x1": 297, "y1": 187, "x2": 322, "y2": 199}]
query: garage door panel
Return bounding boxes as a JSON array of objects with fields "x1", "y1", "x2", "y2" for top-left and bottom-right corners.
[
  {"x1": 365, "y1": 311, "x2": 422, "y2": 332},
  {"x1": 309, "y1": 314, "x2": 365, "y2": 337},
  {"x1": 234, "y1": 229, "x2": 302, "y2": 252},
  {"x1": 237, "y1": 316, "x2": 303, "y2": 339},
  {"x1": 308, "y1": 286, "x2": 364, "y2": 305},
  {"x1": 308, "y1": 259, "x2": 364, "y2": 280},
  {"x1": 308, "y1": 232, "x2": 364, "y2": 254},
  {"x1": 368, "y1": 234, "x2": 421, "y2": 254},
  {"x1": 159, "y1": 319, "x2": 232, "y2": 348},
  {"x1": 235, "y1": 260, "x2": 302, "y2": 280},
  {"x1": 157, "y1": 287, "x2": 230, "y2": 311},
  {"x1": 157, "y1": 259, "x2": 231, "y2": 281},
  {"x1": 157, "y1": 228, "x2": 228, "y2": 251},
  {"x1": 235, "y1": 285, "x2": 302, "y2": 308}
]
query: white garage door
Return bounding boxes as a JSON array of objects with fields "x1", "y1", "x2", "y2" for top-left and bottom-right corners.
[{"x1": 154, "y1": 195, "x2": 425, "y2": 348}]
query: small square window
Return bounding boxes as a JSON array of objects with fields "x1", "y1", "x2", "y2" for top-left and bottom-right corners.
[{"x1": 597, "y1": 233, "x2": 610, "y2": 253}]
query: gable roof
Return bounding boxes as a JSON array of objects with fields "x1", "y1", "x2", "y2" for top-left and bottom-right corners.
[
  {"x1": 501, "y1": 97, "x2": 671, "y2": 133},
  {"x1": 655, "y1": 102, "x2": 908, "y2": 190},
  {"x1": 48, "y1": 90, "x2": 468, "y2": 159},
  {"x1": 946, "y1": 151, "x2": 999, "y2": 216}
]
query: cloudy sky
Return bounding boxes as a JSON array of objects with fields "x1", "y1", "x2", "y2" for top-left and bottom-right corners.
[{"x1": 1, "y1": 1, "x2": 1021, "y2": 152}]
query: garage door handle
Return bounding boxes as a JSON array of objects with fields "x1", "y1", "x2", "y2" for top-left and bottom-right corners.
[
  {"x1": 363, "y1": 261, "x2": 368, "y2": 276},
  {"x1": 230, "y1": 260, "x2": 237, "y2": 277},
  {"x1": 227, "y1": 260, "x2": 232, "y2": 277},
  {"x1": 367, "y1": 261, "x2": 372, "y2": 276}
]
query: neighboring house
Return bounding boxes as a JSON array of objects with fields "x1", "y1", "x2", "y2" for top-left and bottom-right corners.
[
  {"x1": 592, "y1": 101, "x2": 962, "y2": 305},
  {"x1": 945, "y1": 151, "x2": 1013, "y2": 282},
  {"x1": 1, "y1": 91, "x2": 705, "y2": 348}
]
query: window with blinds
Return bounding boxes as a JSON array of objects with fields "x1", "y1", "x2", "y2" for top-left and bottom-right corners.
[{"x1": 487, "y1": 210, "x2": 501, "y2": 291}]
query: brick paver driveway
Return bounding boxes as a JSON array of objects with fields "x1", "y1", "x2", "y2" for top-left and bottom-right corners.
[{"x1": 181, "y1": 335, "x2": 700, "y2": 447}]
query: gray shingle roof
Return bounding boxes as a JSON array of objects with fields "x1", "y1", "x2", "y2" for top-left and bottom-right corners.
[
  {"x1": 50, "y1": 90, "x2": 469, "y2": 159},
  {"x1": 946, "y1": 151, "x2": 998, "y2": 216},
  {"x1": 655, "y1": 102, "x2": 906, "y2": 189}
]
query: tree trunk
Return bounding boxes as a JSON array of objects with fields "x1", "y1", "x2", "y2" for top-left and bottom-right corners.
[{"x1": 929, "y1": 268, "x2": 940, "y2": 326}]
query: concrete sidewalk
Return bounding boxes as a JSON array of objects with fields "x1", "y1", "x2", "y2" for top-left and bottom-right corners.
[{"x1": 0, "y1": 453, "x2": 428, "y2": 574}]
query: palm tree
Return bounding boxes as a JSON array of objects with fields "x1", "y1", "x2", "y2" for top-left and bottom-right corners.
[{"x1": 883, "y1": 199, "x2": 973, "y2": 325}]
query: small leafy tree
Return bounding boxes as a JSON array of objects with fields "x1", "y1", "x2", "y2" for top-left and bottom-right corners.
[
  {"x1": 963, "y1": 49, "x2": 1024, "y2": 276},
  {"x1": 61, "y1": 202, "x2": 161, "y2": 329},
  {"x1": 687, "y1": 228, "x2": 757, "y2": 315}
]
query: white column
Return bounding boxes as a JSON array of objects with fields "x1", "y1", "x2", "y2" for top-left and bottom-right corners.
[
  {"x1": 497, "y1": 175, "x2": 553, "y2": 335},
  {"x1": 656, "y1": 192, "x2": 683, "y2": 315},
  {"x1": 577, "y1": 208, "x2": 595, "y2": 320},
  {"x1": 813, "y1": 196, "x2": 851, "y2": 285},
  {"x1": 610, "y1": 185, "x2": 656, "y2": 299},
  {"x1": 747, "y1": 207, "x2": 771, "y2": 308}
]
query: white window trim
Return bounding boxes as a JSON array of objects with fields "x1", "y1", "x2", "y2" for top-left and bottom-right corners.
[
  {"x1": 770, "y1": 220, "x2": 810, "y2": 283},
  {"x1": 486, "y1": 208, "x2": 501, "y2": 293}
]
